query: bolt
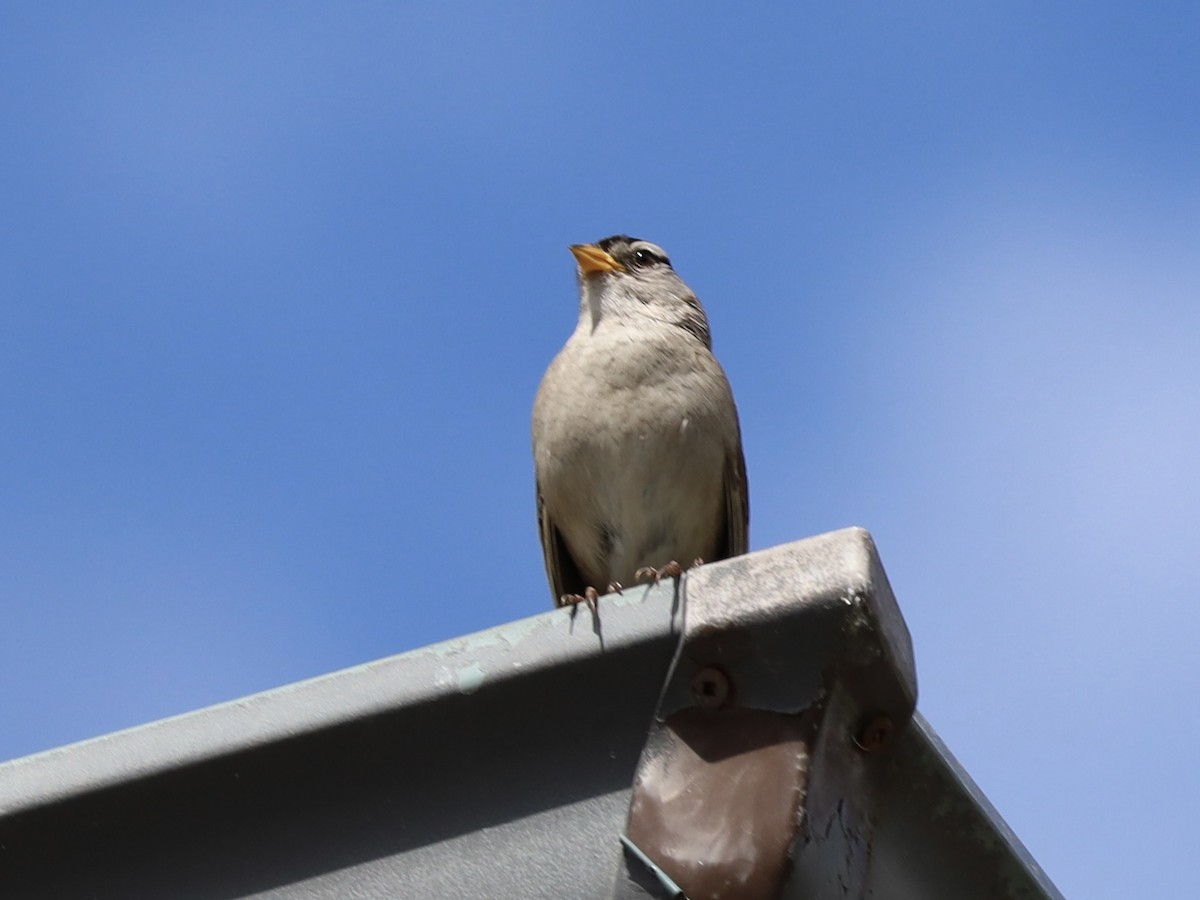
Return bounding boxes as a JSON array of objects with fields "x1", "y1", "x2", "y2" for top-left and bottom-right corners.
[
  {"x1": 854, "y1": 715, "x2": 894, "y2": 753},
  {"x1": 691, "y1": 666, "x2": 731, "y2": 709}
]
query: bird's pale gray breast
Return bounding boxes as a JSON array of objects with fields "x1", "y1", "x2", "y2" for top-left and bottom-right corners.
[{"x1": 533, "y1": 320, "x2": 737, "y2": 590}]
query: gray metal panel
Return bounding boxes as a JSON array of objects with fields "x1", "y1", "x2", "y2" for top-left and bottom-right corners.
[
  {"x1": 0, "y1": 582, "x2": 682, "y2": 899},
  {"x1": 0, "y1": 530, "x2": 1063, "y2": 899}
]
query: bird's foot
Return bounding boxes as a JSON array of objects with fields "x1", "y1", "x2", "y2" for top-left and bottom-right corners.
[
  {"x1": 557, "y1": 585, "x2": 600, "y2": 616},
  {"x1": 557, "y1": 581, "x2": 622, "y2": 609},
  {"x1": 558, "y1": 585, "x2": 606, "y2": 638},
  {"x1": 635, "y1": 560, "x2": 685, "y2": 585}
]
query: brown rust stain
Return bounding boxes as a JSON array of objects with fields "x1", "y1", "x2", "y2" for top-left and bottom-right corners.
[{"x1": 626, "y1": 707, "x2": 818, "y2": 900}]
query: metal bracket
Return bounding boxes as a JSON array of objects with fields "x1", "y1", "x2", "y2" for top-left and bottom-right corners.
[{"x1": 612, "y1": 528, "x2": 918, "y2": 900}]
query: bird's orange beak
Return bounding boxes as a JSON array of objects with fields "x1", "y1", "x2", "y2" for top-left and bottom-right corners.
[{"x1": 569, "y1": 243, "x2": 624, "y2": 274}]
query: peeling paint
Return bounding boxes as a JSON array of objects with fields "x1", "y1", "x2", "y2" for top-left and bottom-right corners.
[{"x1": 455, "y1": 662, "x2": 486, "y2": 694}]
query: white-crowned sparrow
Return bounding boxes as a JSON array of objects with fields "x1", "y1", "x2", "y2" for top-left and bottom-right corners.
[{"x1": 532, "y1": 235, "x2": 749, "y2": 607}]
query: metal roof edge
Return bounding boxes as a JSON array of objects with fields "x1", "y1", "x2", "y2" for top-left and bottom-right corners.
[{"x1": 0, "y1": 576, "x2": 681, "y2": 817}]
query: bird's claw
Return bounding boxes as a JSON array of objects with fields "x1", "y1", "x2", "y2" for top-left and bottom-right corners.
[
  {"x1": 558, "y1": 585, "x2": 600, "y2": 615},
  {"x1": 635, "y1": 560, "x2": 685, "y2": 585}
]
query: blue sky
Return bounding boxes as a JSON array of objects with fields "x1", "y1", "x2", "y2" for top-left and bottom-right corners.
[{"x1": 2, "y1": 3, "x2": 1197, "y2": 895}]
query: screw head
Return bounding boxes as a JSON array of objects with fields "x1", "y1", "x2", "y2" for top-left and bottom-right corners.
[
  {"x1": 691, "y1": 666, "x2": 732, "y2": 709},
  {"x1": 854, "y1": 715, "x2": 894, "y2": 753}
]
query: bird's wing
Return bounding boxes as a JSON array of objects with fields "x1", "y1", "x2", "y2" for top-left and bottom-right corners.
[
  {"x1": 721, "y1": 440, "x2": 750, "y2": 559},
  {"x1": 537, "y1": 488, "x2": 587, "y2": 604}
]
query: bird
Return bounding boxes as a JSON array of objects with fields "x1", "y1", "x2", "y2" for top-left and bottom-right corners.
[{"x1": 532, "y1": 235, "x2": 748, "y2": 609}]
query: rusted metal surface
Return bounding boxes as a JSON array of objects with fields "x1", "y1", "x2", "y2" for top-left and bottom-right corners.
[
  {"x1": 615, "y1": 528, "x2": 918, "y2": 900},
  {"x1": 627, "y1": 707, "x2": 817, "y2": 897}
]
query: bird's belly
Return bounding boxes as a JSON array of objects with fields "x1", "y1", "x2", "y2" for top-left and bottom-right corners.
[
  {"x1": 546, "y1": 419, "x2": 727, "y2": 589},
  {"x1": 534, "y1": 325, "x2": 737, "y2": 592}
]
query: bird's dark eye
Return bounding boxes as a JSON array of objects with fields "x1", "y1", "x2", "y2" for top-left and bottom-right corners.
[{"x1": 633, "y1": 247, "x2": 663, "y2": 267}]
